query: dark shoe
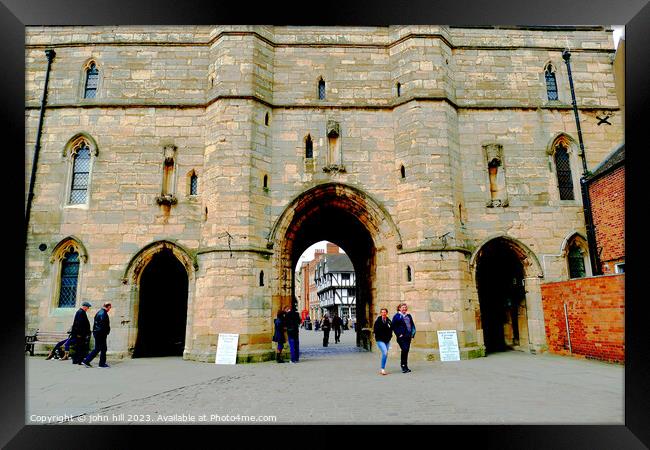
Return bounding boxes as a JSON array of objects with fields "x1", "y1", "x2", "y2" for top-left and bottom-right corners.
[
  {"x1": 98, "y1": 364, "x2": 110, "y2": 368},
  {"x1": 81, "y1": 361, "x2": 92, "y2": 368},
  {"x1": 276, "y1": 353, "x2": 284, "y2": 363},
  {"x1": 402, "y1": 368, "x2": 412, "y2": 373}
]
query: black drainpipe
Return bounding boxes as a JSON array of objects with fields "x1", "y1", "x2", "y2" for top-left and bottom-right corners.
[
  {"x1": 25, "y1": 49, "x2": 56, "y2": 239},
  {"x1": 562, "y1": 49, "x2": 601, "y2": 276}
]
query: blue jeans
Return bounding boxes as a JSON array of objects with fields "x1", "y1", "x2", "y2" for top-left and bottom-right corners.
[
  {"x1": 288, "y1": 335, "x2": 299, "y2": 362},
  {"x1": 376, "y1": 341, "x2": 391, "y2": 369}
]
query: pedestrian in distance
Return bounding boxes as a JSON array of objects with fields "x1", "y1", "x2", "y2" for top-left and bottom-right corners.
[
  {"x1": 82, "y1": 302, "x2": 112, "y2": 368},
  {"x1": 332, "y1": 313, "x2": 343, "y2": 343},
  {"x1": 373, "y1": 308, "x2": 393, "y2": 375},
  {"x1": 343, "y1": 316, "x2": 349, "y2": 330},
  {"x1": 321, "y1": 313, "x2": 331, "y2": 347},
  {"x1": 70, "y1": 301, "x2": 92, "y2": 364},
  {"x1": 284, "y1": 305, "x2": 301, "y2": 363},
  {"x1": 314, "y1": 318, "x2": 320, "y2": 331},
  {"x1": 392, "y1": 303, "x2": 416, "y2": 373},
  {"x1": 272, "y1": 310, "x2": 286, "y2": 363}
]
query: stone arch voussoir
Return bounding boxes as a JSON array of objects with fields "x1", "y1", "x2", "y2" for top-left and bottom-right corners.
[
  {"x1": 267, "y1": 182, "x2": 402, "y2": 253},
  {"x1": 122, "y1": 240, "x2": 197, "y2": 285},
  {"x1": 470, "y1": 234, "x2": 544, "y2": 279}
]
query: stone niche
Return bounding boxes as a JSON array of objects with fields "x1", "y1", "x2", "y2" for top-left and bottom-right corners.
[{"x1": 323, "y1": 120, "x2": 345, "y2": 173}]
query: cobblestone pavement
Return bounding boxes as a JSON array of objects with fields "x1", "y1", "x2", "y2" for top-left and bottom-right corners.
[{"x1": 26, "y1": 329, "x2": 624, "y2": 425}]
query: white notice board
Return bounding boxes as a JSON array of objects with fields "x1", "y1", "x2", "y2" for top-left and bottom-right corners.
[
  {"x1": 215, "y1": 333, "x2": 239, "y2": 365},
  {"x1": 437, "y1": 330, "x2": 461, "y2": 362}
]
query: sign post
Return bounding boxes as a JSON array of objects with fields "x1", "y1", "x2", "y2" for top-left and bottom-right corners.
[
  {"x1": 215, "y1": 333, "x2": 239, "y2": 365},
  {"x1": 437, "y1": 330, "x2": 461, "y2": 362}
]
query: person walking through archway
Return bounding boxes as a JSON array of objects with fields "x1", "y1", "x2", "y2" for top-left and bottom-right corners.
[
  {"x1": 284, "y1": 306, "x2": 301, "y2": 363},
  {"x1": 272, "y1": 309, "x2": 286, "y2": 363},
  {"x1": 332, "y1": 313, "x2": 342, "y2": 343},
  {"x1": 320, "y1": 313, "x2": 331, "y2": 347},
  {"x1": 373, "y1": 308, "x2": 393, "y2": 375},
  {"x1": 392, "y1": 303, "x2": 416, "y2": 373}
]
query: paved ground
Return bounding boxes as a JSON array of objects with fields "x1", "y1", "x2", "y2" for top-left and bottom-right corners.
[{"x1": 26, "y1": 328, "x2": 624, "y2": 425}]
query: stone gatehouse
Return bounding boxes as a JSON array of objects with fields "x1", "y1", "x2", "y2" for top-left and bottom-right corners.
[{"x1": 25, "y1": 25, "x2": 623, "y2": 362}]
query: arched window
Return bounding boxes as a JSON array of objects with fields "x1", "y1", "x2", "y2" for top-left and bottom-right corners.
[
  {"x1": 568, "y1": 246, "x2": 586, "y2": 279},
  {"x1": 84, "y1": 62, "x2": 99, "y2": 99},
  {"x1": 396, "y1": 82, "x2": 401, "y2": 97},
  {"x1": 69, "y1": 143, "x2": 91, "y2": 204},
  {"x1": 554, "y1": 143, "x2": 574, "y2": 200},
  {"x1": 305, "y1": 135, "x2": 313, "y2": 159},
  {"x1": 406, "y1": 266, "x2": 412, "y2": 282},
  {"x1": 50, "y1": 238, "x2": 88, "y2": 310},
  {"x1": 189, "y1": 172, "x2": 198, "y2": 196},
  {"x1": 263, "y1": 174, "x2": 268, "y2": 189},
  {"x1": 318, "y1": 78, "x2": 326, "y2": 100},
  {"x1": 400, "y1": 165, "x2": 406, "y2": 179},
  {"x1": 265, "y1": 112, "x2": 269, "y2": 126},
  {"x1": 260, "y1": 271, "x2": 265, "y2": 287},
  {"x1": 545, "y1": 63, "x2": 558, "y2": 101},
  {"x1": 58, "y1": 250, "x2": 80, "y2": 308},
  {"x1": 563, "y1": 233, "x2": 591, "y2": 279}
]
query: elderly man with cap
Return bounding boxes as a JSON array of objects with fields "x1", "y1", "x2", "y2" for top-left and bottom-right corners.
[{"x1": 70, "y1": 301, "x2": 92, "y2": 365}]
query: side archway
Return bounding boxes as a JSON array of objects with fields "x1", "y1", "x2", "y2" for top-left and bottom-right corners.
[
  {"x1": 470, "y1": 235, "x2": 545, "y2": 354},
  {"x1": 122, "y1": 240, "x2": 197, "y2": 357}
]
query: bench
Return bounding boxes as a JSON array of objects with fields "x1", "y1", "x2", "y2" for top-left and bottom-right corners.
[{"x1": 25, "y1": 329, "x2": 70, "y2": 356}]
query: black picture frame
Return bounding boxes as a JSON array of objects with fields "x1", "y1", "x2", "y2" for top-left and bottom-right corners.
[{"x1": 3, "y1": 0, "x2": 648, "y2": 447}]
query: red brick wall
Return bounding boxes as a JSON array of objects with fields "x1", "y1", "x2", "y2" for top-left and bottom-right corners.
[
  {"x1": 588, "y1": 166, "x2": 625, "y2": 273},
  {"x1": 541, "y1": 274, "x2": 624, "y2": 363}
]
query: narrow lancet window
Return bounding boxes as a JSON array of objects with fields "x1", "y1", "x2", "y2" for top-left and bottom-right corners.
[
  {"x1": 305, "y1": 135, "x2": 313, "y2": 159},
  {"x1": 318, "y1": 78, "x2": 326, "y2": 100},
  {"x1": 554, "y1": 144, "x2": 574, "y2": 200},
  {"x1": 84, "y1": 62, "x2": 99, "y2": 99},
  {"x1": 190, "y1": 173, "x2": 198, "y2": 195},
  {"x1": 545, "y1": 64, "x2": 558, "y2": 101},
  {"x1": 58, "y1": 250, "x2": 80, "y2": 308},
  {"x1": 69, "y1": 144, "x2": 90, "y2": 204}
]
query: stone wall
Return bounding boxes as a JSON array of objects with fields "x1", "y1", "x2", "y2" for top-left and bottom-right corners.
[{"x1": 25, "y1": 26, "x2": 623, "y2": 361}]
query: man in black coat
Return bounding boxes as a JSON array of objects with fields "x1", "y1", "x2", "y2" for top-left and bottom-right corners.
[
  {"x1": 332, "y1": 313, "x2": 343, "y2": 343},
  {"x1": 82, "y1": 302, "x2": 112, "y2": 368},
  {"x1": 70, "y1": 301, "x2": 92, "y2": 364},
  {"x1": 284, "y1": 306, "x2": 301, "y2": 363}
]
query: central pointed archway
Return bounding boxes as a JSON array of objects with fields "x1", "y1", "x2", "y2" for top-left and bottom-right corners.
[{"x1": 269, "y1": 183, "x2": 402, "y2": 351}]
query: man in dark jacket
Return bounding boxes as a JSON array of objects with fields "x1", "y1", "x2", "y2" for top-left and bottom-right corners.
[
  {"x1": 284, "y1": 306, "x2": 301, "y2": 363},
  {"x1": 332, "y1": 313, "x2": 343, "y2": 343},
  {"x1": 82, "y1": 302, "x2": 112, "y2": 368},
  {"x1": 70, "y1": 301, "x2": 92, "y2": 364},
  {"x1": 392, "y1": 303, "x2": 416, "y2": 373}
]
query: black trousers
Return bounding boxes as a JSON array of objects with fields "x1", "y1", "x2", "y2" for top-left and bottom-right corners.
[
  {"x1": 397, "y1": 336, "x2": 411, "y2": 368},
  {"x1": 334, "y1": 327, "x2": 341, "y2": 342},
  {"x1": 71, "y1": 336, "x2": 89, "y2": 364},
  {"x1": 322, "y1": 329, "x2": 330, "y2": 347},
  {"x1": 84, "y1": 333, "x2": 108, "y2": 366}
]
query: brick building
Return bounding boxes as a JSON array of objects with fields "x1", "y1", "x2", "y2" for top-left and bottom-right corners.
[
  {"x1": 587, "y1": 144, "x2": 625, "y2": 274},
  {"x1": 25, "y1": 26, "x2": 623, "y2": 362}
]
